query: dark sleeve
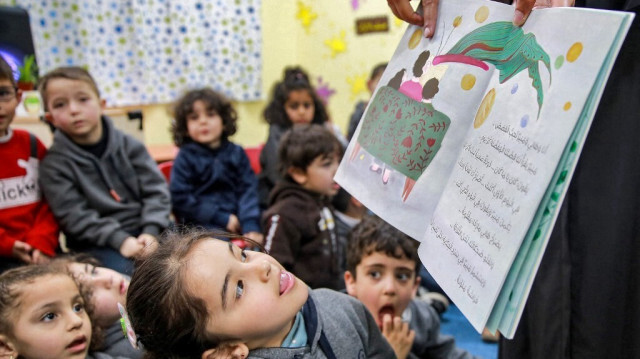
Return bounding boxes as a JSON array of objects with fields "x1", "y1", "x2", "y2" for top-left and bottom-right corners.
[
  {"x1": 125, "y1": 136, "x2": 171, "y2": 236},
  {"x1": 233, "y1": 146, "x2": 261, "y2": 233},
  {"x1": 410, "y1": 299, "x2": 477, "y2": 359},
  {"x1": 259, "y1": 125, "x2": 283, "y2": 189},
  {"x1": 347, "y1": 101, "x2": 366, "y2": 141},
  {"x1": 170, "y1": 152, "x2": 230, "y2": 227},
  {"x1": 262, "y1": 210, "x2": 300, "y2": 271}
]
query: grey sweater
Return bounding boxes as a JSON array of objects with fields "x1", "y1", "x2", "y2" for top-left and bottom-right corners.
[
  {"x1": 248, "y1": 288, "x2": 395, "y2": 359},
  {"x1": 100, "y1": 321, "x2": 143, "y2": 359},
  {"x1": 39, "y1": 116, "x2": 170, "y2": 251},
  {"x1": 405, "y1": 299, "x2": 477, "y2": 359}
]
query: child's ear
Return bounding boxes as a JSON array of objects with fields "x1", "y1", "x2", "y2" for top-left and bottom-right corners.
[
  {"x1": 0, "y1": 335, "x2": 18, "y2": 359},
  {"x1": 287, "y1": 166, "x2": 307, "y2": 185},
  {"x1": 412, "y1": 274, "x2": 421, "y2": 298},
  {"x1": 100, "y1": 98, "x2": 106, "y2": 110},
  {"x1": 344, "y1": 270, "x2": 357, "y2": 297},
  {"x1": 15, "y1": 89, "x2": 22, "y2": 104},
  {"x1": 201, "y1": 341, "x2": 249, "y2": 359}
]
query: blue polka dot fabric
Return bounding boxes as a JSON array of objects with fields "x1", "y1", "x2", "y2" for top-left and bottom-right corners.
[{"x1": 3, "y1": 0, "x2": 262, "y2": 106}]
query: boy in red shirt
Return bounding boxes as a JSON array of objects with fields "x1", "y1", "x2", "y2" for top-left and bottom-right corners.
[{"x1": 0, "y1": 55, "x2": 58, "y2": 272}]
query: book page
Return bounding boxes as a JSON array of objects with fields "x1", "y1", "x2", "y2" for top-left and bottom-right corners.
[
  {"x1": 335, "y1": 0, "x2": 631, "y2": 333},
  {"x1": 335, "y1": 1, "x2": 509, "y2": 239},
  {"x1": 419, "y1": 5, "x2": 630, "y2": 332}
]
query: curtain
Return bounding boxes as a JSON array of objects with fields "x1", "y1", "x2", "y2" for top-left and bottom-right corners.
[{"x1": 2, "y1": 0, "x2": 262, "y2": 106}]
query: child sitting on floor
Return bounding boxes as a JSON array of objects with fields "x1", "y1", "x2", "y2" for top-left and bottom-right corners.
[
  {"x1": 0, "y1": 55, "x2": 59, "y2": 272},
  {"x1": 262, "y1": 124, "x2": 344, "y2": 290},
  {"x1": 258, "y1": 66, "x2": 336, "y2": 209},
  {"x1": 124, "y1": 229, "x2": 395, "y2": 358},
  {"x1": 170, "y1": 88, "x2": 262, "y2": 244},
  {"x1": 0, "y1": 263, "x2": 109, "y2": 359},
  {"x1": 54, "y1": 254, "x2": 144, "y2": 358},
  {"x1": 38, "y1": 66, "x2": 171, "y2": 274},
  {"x1": 344, "y1": 215, "x2": 476, "y2": 359}
]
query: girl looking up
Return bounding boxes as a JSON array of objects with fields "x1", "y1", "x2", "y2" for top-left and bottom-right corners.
[
  {"x1": 54, "y1": 254, "x2": 143, "y2": 358},
  {"x1": 171, "y1": 88, "x2": 263, "y2": 244},
  {"x1": 258, "y1": 67, "x2": 333, "y2": 209},
  {"x1": 0, "y1": 264, "x2": 93, "y2": 359},
  {"x1": 125, "y1": 229, "x2": 394, "y2": 359}
]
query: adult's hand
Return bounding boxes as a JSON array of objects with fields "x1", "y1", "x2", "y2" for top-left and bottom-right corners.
[
  {"x1": 388, "y1": 0, "x2": 574, "y2": 39},
  {"x1": 513, "y1": 0, "x2": 575, "y2": 26}
]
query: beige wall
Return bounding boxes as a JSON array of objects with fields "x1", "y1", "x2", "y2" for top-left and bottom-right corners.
[{"x1": 50, "y1": 1, "x2": 405, "y2": 148}]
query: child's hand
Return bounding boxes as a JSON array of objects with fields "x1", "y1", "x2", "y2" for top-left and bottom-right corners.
[
  {"x1": 12, "y1": 240, "x2": 33, "y2": 263},
  {"x1": 243, "y1": 231, "x2": 264, "y2": 246},
  {"x1": 381, "y1": 314, "x2": 415, "y2": 359},
  {"x1": 226, "y1": 214, "x2": 241, "y2": 233},
  {"x1": 30, "y1": 249, "x2": 51, "y2": 264},
  {"x1": 137, "y1": 233, "x2": 159, "y2": 257},
  {"x1": 120, "y1": 236, "x2": 145, "y2": 258}
]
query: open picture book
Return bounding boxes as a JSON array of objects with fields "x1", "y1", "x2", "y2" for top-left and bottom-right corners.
[{"x1": 335, "y1": 0, "x2": 634, "y2": 338}]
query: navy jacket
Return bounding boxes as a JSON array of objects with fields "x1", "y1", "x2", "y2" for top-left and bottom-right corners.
[{"x1": 170, "y1": 141, "x2": 260, "y2": 233}]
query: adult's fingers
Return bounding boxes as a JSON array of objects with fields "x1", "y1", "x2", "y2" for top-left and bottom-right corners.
[
  {"x1": 388, "y1": 0, "x2": 424, "y2": 26},
  {"x1": 421, "y1": 0, "x2": 439, "y2": 38},
  {"x1": 513, "y1": 0, "x2": 537, "y2": 26}
]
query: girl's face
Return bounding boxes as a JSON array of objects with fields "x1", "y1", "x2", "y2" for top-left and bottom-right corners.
[
  {"x1": 186, "y1": 100, "x2": 224, "y2": 148},
  {"x1": 68, "y1": 262, "x2": 129, "y2": 328},
  {"x1": 185, "y1": 238, "x2": 309, "y2": 350},
  {"x1": 5, "y1": 274, "x2": 92, "y2": 359},
  {"x1": 284, "y1": 89, "x2": 315, "y2": 125}
]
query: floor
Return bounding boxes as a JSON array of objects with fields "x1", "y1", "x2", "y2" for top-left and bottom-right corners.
[{"x1": 440, "y1": 304, "x2": 498, "y2": 359}]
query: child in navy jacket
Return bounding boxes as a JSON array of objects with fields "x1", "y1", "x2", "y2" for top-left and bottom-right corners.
[{"x1": 170, "y1": 88, "x2": 262, "y2": 244}]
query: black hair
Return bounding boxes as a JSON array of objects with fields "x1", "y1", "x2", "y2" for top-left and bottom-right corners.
[
  {"x1": 0, "y1": 55, "x2": 15, "y2": 87},
  {"x1": 369, "y1": 62, "x2": 387, "y2": 81},
  {"x1": 346, "y1": 216, "x2": 421, "y2": 277},
  {"x1": 263, "y1": 66, "x2": 329, "y2": 127},
  {"x1": 277, "y1": 124, "x2": 343, "y2": 179},
  {"x1": 126, "y1": 227, "x2": 263, "y2": 359},
  {"x1": 172, "y1": 88, "x2": 238, "y2": 146}
]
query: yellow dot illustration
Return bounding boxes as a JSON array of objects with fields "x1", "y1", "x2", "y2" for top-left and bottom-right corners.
[
  {"x1": 359, "y1": 154, "x2": 365, "y2": 160},
  {"x1": 474, "y1": 88, "x2": 496, "y2": 128},
  {"x1": 563, "y1": 101, "x2": 572, "y2": 111},
  {"x1": 566, "y1": 42, "x2": 583, "y2": 63},
  {"x1": 475, "y1": 6, "x2": 489, "y2": 23},
  {"x1": 408, "y1": 28, "x2": 422, "y2": 49},
  {"x1": 453, "y1": 16, "x2": 462, "y2": 27},
  {"x1": 461, "y1": 74, "x2": 476, "y2": 90}
]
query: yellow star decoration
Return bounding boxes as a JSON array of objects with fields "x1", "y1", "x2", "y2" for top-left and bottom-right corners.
[
  {"x1": 346, "y1": 72, "x2": 368, "y2": 100},
  {"x1": 296, "y1": 1, "x2": 317, "y2": 32},
  {"x1": 324, "y1": 30, "x2": 347, "y2": 58}
]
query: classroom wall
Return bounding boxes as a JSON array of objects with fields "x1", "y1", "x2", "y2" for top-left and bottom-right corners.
[{"x1": 142, "y1": 0, "x2": 407, "y2": 147}]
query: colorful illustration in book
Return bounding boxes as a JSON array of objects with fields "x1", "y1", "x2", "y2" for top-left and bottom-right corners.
[
  {"x1": 349, "y1": 10, "x2": 551, "y2": 202},
  {"x1": 433, "y1": 21, "x2": 551, "y2": 118},
  {"x1": 350, "y1": 85, "x2": 450, "y2": 201}
]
